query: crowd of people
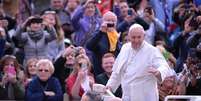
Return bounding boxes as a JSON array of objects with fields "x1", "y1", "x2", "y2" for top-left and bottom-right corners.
[{"x1": 0, "y1": 0, "x2": 201, "y2": 101}]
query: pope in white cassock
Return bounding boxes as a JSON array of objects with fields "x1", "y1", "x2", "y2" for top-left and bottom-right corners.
[{"x1": 106, "y1": 24, "x2": 173, "y2": 101}]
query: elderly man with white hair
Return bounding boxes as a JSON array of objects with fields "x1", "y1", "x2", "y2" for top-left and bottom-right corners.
[
  {"x1": 86, "y1": 11, "x2": 122, "y2": 76},
  {"x1": 106, "y1": 24, "x2": 173, "y2": 101}
]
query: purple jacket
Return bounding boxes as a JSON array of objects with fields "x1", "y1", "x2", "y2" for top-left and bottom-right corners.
[{"x1": 71, "y1": 6, "x2": 102, "y2": 46}]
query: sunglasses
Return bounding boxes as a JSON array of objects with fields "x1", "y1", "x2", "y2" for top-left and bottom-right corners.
[{"x1": 38, "y1": 69, "x2": 49, "y2": 72}]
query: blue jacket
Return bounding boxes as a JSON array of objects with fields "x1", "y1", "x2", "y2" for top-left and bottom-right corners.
[
  {"x1": 71, "y1": 6, "x2": 101, "y2": 46},
  {"x1": 25, "y1": 76, "x2": 63, "y2": 101}
]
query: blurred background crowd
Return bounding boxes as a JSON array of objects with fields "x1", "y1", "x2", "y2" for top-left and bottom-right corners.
[{"x1": 0, "y1": 0, "x2": 201, "y2": 101}]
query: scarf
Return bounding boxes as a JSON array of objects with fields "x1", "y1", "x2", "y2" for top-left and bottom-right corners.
[
  {"x1": 107, "y1": 30, "x2": 118, "y2": 52},
  {"x1": 28, "y1": 30, "x2": 43, "y2": 41}
]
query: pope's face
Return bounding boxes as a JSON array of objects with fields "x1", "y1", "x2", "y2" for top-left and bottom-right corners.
[{"x1": 128, "y1": 28, "x2": 145, "y2": 49}]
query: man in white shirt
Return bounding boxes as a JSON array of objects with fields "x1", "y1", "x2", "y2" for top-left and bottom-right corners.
[{"x1": 106, "y1": 24, "x2": 172, "y2": 101}]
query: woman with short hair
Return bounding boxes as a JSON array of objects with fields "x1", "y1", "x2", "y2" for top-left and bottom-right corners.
[{"x1": 25, "y1": 59, "x2": 63, "y2": 101}]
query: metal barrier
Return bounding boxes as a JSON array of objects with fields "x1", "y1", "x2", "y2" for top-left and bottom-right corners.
[{"x1": 164, "y1": 95, "x2": 201, "y2": 101}]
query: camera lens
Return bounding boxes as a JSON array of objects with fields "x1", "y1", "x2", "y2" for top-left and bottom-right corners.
[{"x1": 107, "y1": 23, "x2": 114, "y2": 27}]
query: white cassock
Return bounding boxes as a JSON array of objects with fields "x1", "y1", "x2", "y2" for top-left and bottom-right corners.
[{"x1": 106, "y1": 41, "x2": 173, "y2": 101}]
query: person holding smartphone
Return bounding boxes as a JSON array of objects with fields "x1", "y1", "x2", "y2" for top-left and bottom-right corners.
[
  {"x1": 113, "y1": 1, "x2": 150, "y2": 43},
  {"x1": 86, "y1": 11, "x2": 122, "y2": 77},
  {"x1": 142, "y1": 5, "x2": 165, "y2": 45},
  {"x1": 65, "y1": 54, "x2": 94, "y2": 101},
  {"x1": 0, "y1": 55, "x2": 25, "y2": 100}
]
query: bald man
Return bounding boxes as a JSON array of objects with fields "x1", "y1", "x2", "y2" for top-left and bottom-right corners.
[
  {"x1": 106, "y1": 24, "x2": 172, "y2": 101},
  {"x1": 86, "y1": 11, "x2": 122, "y2": 76}
]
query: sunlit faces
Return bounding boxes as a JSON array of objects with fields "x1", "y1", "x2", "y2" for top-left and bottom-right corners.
[
  {"x1": 37, "y1": 64, "x2": 51, "y2": 81},
  {"x1": 65, "y1": 51, "x2": 76, "y2": 65},
  {"x1": 27, "y1": 61, "x2": 37, "y2": 76},
  {"x1": 102, "y1": 57, "x2": 115, "y2": 74},
  {"x1": 36, "y1": 59, "x2": 54, "y2": 81},
  {"x1": 44, "y1": 13, "x2": 56, "y2": 26},
  {"x1": 119, "y1": 2, "x2": 129, "y2": 17},
  {"x1": 84, "y1": 2, "x2": 96, "y2": 16},
  {"x1": 128, "y1": 27, "x2": 145, "y2": 50}
]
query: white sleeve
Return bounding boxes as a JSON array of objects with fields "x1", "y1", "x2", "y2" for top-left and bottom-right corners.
[
  {"x1": 152, "y1": 48, "x2": 173, "y2": 82},
  {"x1": 106, "y1": 71, "x2": 122, "y2": 92}
]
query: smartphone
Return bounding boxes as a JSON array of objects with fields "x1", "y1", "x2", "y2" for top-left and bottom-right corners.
[
  {"x1": 74, "y1": 47, "x2": 80, "y2": 56},
  {"x1": 6, "y1": 66, "x2": 16, "y2": 76},
  {"x1": 81, "y1": 63, "x2": 88, "y2": 71},
  {"x1": 107, "y1": 23, "x2": 114, "y2": 27},
  {"x1": 128, "y1": 9, "x2": 133, "y2": 16}
]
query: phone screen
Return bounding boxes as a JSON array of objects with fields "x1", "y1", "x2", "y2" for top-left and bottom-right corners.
[
  {"x1": 6, "y1": 66, "x2": 16, "y2": 75},
  {"x1": 128, "y1": 9, "x2": 133, "y2": 16}
]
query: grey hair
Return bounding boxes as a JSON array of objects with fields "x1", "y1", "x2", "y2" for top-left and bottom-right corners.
[
  {"x1": 128, "y1": 23, "x2": 145, "y2": 34},
  {"x1": 36, "y1": 59, "x2": 55, "y2": 74},
  {"x1": 102, "y1": 11, "x2": 117, "y2": 21},
  {"x1": 84, "y1": 91, "x2": 102, "y2": 101}
]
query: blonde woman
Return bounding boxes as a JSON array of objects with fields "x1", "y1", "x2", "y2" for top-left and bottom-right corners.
[
  {"x1": 66, "y1": 54, "x2": 94, "y2": 101},
  {"x1": 43, "y1": 10, "x2": 65, "y2": 61},
  {"x1": 24, "y1": 58, "x2": 38, "y2": 85},
  {"x1": 25, "y1": 59, "x2": 63, "y2": 101}
]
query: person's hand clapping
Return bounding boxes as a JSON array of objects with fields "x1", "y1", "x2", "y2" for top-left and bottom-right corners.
[{"x1": 44, "y1": 91, "x2": 55, "y2": 96}]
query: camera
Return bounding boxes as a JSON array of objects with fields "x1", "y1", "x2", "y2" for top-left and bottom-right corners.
[
  {"x1": 74, "y1": 47, "x2": 81, "y2": 56},
  {"x1": 107, "y1": 23, "x2": 114, "y2": 27},
  {"x1": 196, "y1": 63, "x2": 201, "y2": 70},
  {"x1": 145, "y1": 6, "x2": 152, "y2": 15},
  {"x1": 128, "y1": 9, "x2": 133, "y2": 16}
]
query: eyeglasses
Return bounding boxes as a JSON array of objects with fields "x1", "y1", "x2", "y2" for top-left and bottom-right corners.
[
  {"x1": 44, "y1": 11, "x2": 56, "y2": 14},
  {"x1": 38, "y1": 69, "x2": 49, "y2": 72}
]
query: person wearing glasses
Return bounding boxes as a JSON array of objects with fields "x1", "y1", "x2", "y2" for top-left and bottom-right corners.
[{"x1": 25, "y1": 59, "x2": 63, "y2": 101}]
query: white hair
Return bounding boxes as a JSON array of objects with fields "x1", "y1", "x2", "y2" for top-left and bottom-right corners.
[
  {"x1": 128, "y1": 23, "x2": 145, "y2": 34},
  {"x1": 102, "y1": 11, "x2": 117, "y2": 21},
  {"x1": 36, "y1": 59, "x2": 55, "y2": 74}
]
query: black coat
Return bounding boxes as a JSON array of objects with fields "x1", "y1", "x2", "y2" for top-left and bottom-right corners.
[{"x1": 86, "y1": 30, "x2": 122, "y2": 76}]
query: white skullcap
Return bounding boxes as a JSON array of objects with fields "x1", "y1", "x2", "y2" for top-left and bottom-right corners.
[
  {"x1": 128, "y1": 23, "x2": 145, "y2": 34},
  {"x1": 102, "y1": 11, "x2": 117, "y2": 20}
]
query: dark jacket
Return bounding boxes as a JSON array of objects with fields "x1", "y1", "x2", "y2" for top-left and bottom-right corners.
[
  {"x1": 173, "y1": 32, "x2": 191, "y2": 72},
  {"x1": 0, "y1": 77, "x2": 25, "y2": 100},
  {"x1": 53, "y1": 56, "x2": 72, "y2": 93},
  {"x1": 25, "y1": 76, "x2": 63, "y2": 101},
  {"x1": 86, "y1": 31, "x2": 122, "y2": 76},
  {"x1": 0, "y1": 37, "x2": 6, "y2": 58},
  {"x1": 96, "y1": 72, "x2": 122, "y2": 97}
]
